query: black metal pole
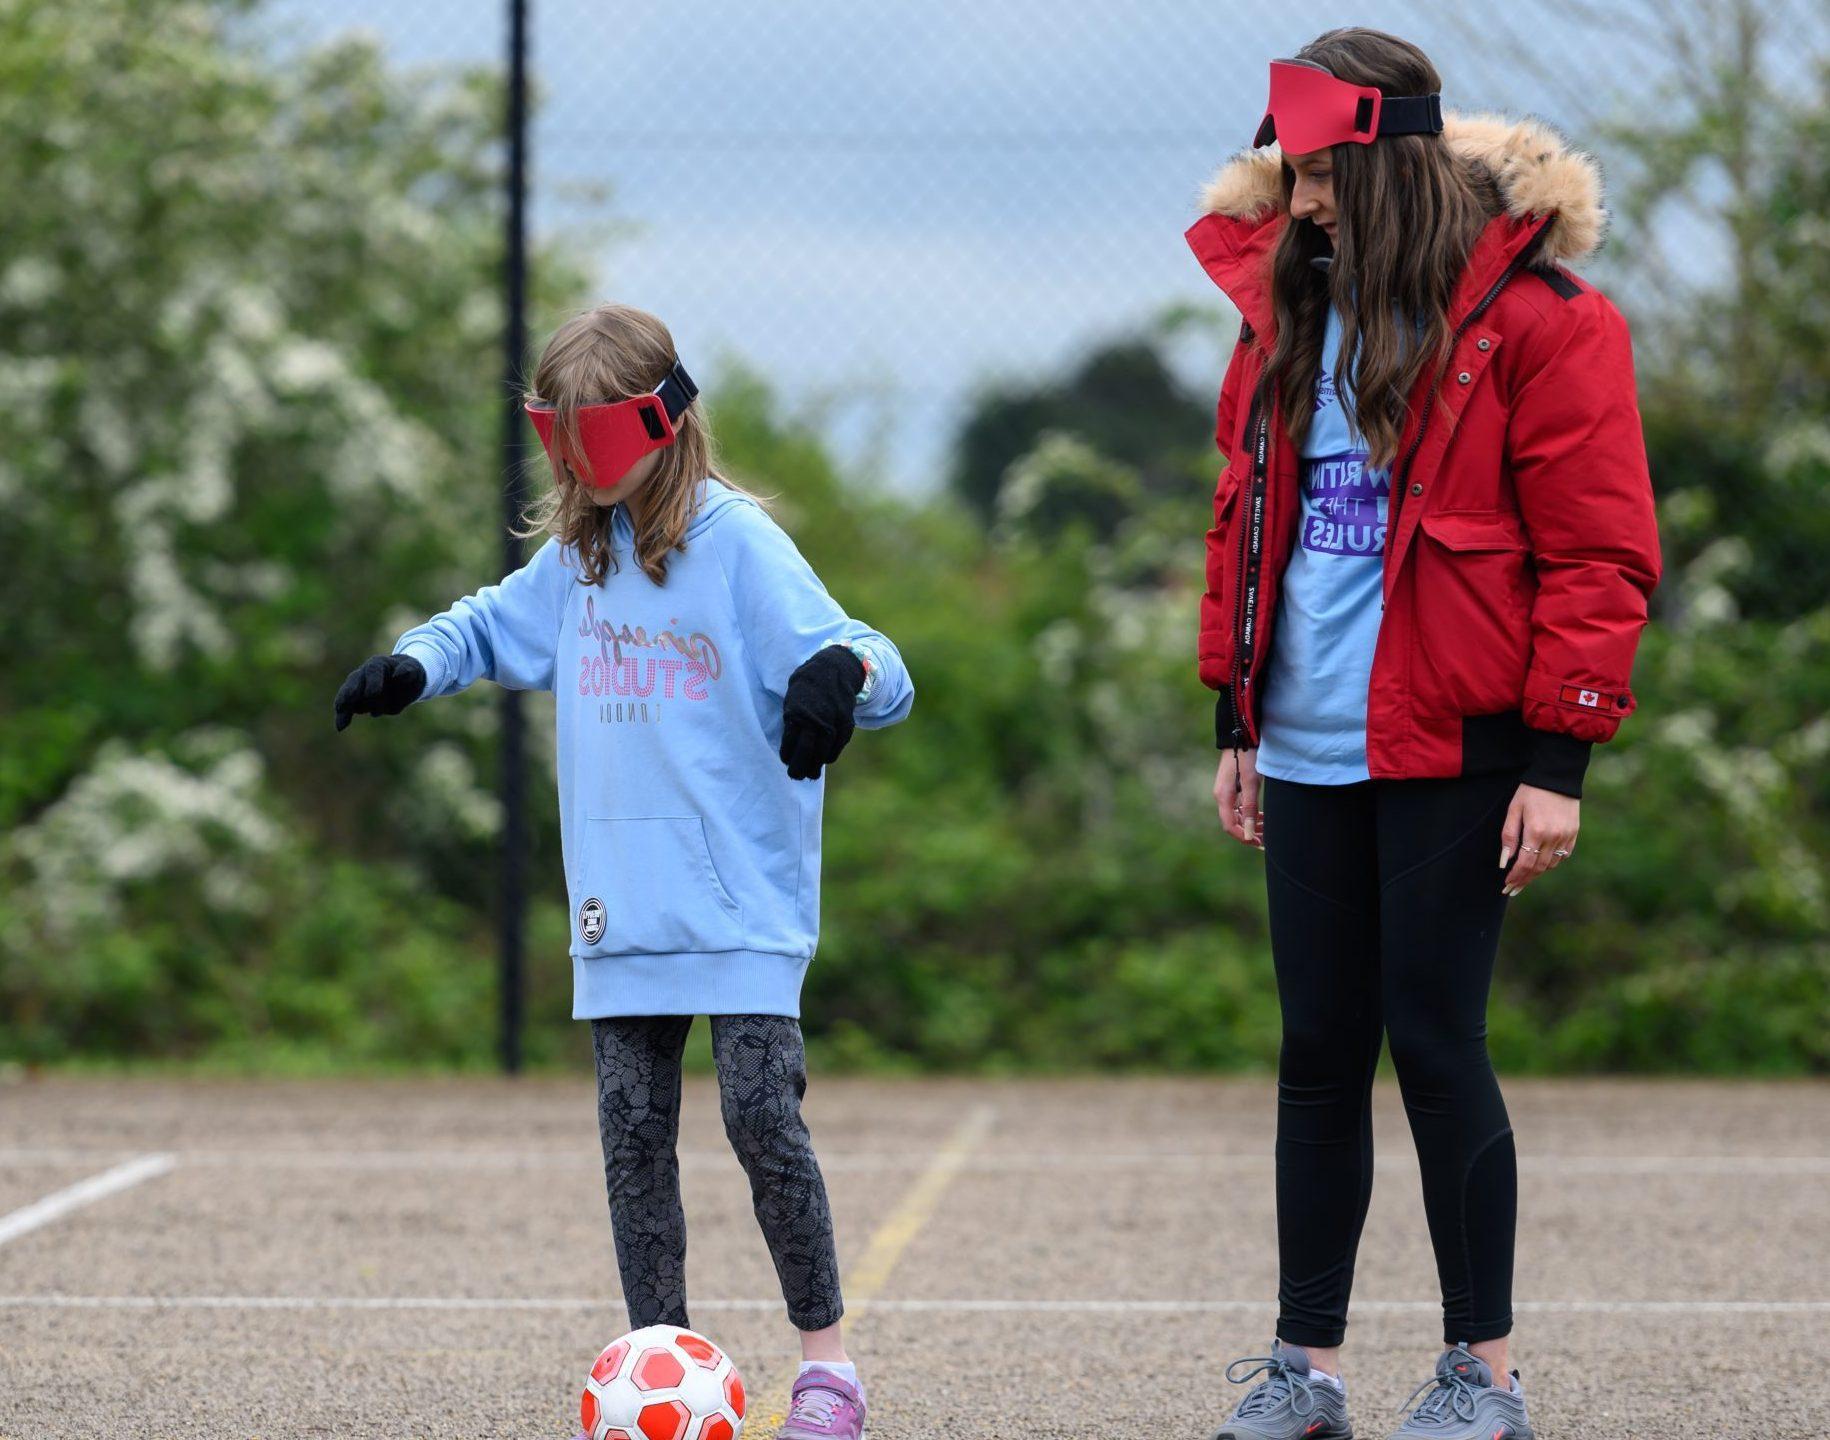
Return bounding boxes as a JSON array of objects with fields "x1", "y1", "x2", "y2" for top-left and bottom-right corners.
[{"x1": 498, "y1": 0, "x2": 529, "y2": 1075}]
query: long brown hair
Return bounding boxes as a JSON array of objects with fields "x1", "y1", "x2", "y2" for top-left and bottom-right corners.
[
  {"x1": 1261, "y1": 29, "x2": 1503, "y2": 467},
  {"x1": 517, "y1": 303, "x2": 763, "y2": 586}
]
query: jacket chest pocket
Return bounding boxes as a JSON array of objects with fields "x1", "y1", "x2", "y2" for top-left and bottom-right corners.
[
  {"x1": 573, "y1": 815, "x2": 745, "y2": 956},
  {"x1": 1412, "y1": 510, "x2": 1535, "y2": 714}
]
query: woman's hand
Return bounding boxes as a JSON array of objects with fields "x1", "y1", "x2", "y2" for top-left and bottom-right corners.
[
  {"x1": 1214, "y1": 746, "x2": 1264, "y2": 849},
  {"x1": 1499, "y1": 783, "x2": 1579, "y2": 896}
]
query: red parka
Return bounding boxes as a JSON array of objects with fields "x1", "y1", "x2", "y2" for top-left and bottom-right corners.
[{"x1": 1186, "y1": 114, "x2": 1661, "y2": 796}]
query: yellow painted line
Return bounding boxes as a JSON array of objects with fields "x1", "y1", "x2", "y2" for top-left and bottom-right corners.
[{"x1": 755, "y1": 1103, "x2": 997, "y2": 1436}]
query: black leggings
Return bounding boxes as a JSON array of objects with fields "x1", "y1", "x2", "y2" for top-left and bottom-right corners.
[
  {"x1": 591, "y1": 1015, "x2": 844, "y2": 1333},
  {"x1": 1261, "y1": 770, "x2": 1520, "y2": 1347}
]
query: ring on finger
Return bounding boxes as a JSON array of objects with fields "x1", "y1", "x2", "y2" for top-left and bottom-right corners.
[{"x1": 1553, "y1": 847, "x2": 1571, "y2": 858}]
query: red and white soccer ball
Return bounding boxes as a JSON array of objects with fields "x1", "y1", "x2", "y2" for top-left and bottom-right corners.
[{"x1": 580, "y1": 1325, "x2": 746, "y2": 1440}]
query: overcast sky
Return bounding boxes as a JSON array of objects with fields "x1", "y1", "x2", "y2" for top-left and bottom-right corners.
[{"x1": 261, "y1": 1, "x2": 1817, "y2": 489}]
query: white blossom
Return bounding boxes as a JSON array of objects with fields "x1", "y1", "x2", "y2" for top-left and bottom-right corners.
[{"x1": 8, "y1": 732, "x2": 282, "y2": 938}]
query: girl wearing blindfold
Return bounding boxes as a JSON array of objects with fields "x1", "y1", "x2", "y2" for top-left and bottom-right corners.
[
  {"x1": 1186, "y1": 28, "x2": 1659, "y2": 1440},
  {"x1": 333, "y1": 303, "x2": 913, "y2": 1440}
]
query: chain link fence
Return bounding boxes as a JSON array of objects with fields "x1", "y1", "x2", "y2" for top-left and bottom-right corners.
[
  {"x1": 258, "y1": 0, "x2": 1828, "y2": 487},
  {"x1": 8, "y1": 0, "x2": 1820, "y2": 1071}
]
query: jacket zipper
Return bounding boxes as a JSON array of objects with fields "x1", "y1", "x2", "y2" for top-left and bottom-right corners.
[{"x1": 1229, "y1": 384, "x2": 1272, "y2": 746}]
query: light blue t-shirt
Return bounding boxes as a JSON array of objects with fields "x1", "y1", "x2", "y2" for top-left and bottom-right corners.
[{"x1": 1256, "y1": 304, "x2": 1391, "y2": 784}]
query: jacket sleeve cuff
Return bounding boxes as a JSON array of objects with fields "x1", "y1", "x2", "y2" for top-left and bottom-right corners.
[
  {"x1": 1520, "y1": 728, "x2": 1593, "y2": 798},
  {"x1": 1214, "y1": 688, "x2": 1249, "y2": 750}
]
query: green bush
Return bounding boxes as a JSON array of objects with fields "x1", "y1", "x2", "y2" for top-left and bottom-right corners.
[{"x1": 1, "y1": 2, "x2": 1823, "y2": 1074}]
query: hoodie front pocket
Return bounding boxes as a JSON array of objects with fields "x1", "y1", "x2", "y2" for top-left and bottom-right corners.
[{"x1": 573, "y1": 816, "x2": 745, "y2": 956}]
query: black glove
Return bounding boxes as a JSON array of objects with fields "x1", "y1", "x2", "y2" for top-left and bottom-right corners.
[
  {"x1": 334, "y1": 653, "x2": 427, "y2": 731},
  {"x1": 779, "y1": 646, "x2": 866, "y2": 780}
]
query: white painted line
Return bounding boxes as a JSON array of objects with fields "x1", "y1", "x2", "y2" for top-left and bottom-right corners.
[
  {"x1": 0, "y1": 1294, "x2": 752, "y2": 1312},
  {"x1": 0, "y1": 1147, "x2": 1823, "y2": 1176},
  {"x1": 1520, "y1": 1156, "x2": 1830, "y2": 1176},
  {"x1": 0, "y1": 1154, "x2": 176, "y2": 1248},
  {"x1": 0, "y1": 1294, "x2": 1822, "y2": 1316}
]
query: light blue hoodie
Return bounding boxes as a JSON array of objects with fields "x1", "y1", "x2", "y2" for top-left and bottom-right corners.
[{"x1": 392, "y1": 478, "x2": 913, "y2": 1019}]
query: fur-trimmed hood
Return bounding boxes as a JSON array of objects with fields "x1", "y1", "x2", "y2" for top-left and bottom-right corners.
[{"x1": 1196, "y1": 110, "x2": 1606, "y2": 266}]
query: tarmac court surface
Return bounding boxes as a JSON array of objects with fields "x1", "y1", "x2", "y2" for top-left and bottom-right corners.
[{"x1": 1, "y1": 1076, "x2": 1825, "y2": 1438}]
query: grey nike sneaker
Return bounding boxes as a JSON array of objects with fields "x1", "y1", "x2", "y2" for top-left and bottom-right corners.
[
  {"x1": 1386, "y1": 1345, "x2": 1532, "y2": 1440},
  {"x1": 1213, "y1": 1341, "x2": 1353, "y2": 1440}
]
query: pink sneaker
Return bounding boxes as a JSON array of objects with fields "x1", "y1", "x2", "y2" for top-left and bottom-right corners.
[{"x1": 776, "y1": 1367, "x2": 866, "y2": 1440}]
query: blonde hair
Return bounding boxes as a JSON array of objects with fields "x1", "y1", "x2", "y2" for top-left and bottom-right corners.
[{"x1": 518, "y1": 303, "x2": 762, "y2": 586}]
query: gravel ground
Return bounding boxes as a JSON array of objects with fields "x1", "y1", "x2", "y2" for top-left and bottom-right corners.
[{"x1": 1, "y1": 1075, "x2": 1824, "y2": 1438}]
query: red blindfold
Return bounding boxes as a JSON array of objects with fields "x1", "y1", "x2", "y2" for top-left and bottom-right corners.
[
  {"x1": 525, "y1": 360, "x2": 699, "y2": 489},
  {"x1": 1252, "y1": 59, "x2": 1442, "y2": 154}
]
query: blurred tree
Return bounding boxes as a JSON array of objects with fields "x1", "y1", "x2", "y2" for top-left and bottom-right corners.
[
  {"x1": 948, "y1": 336, "x2": 1212, "y2": 524},
  {"x1": 0, "y1": 0, "x2": 1820, "y2": 1074},
  {"x1": 0, "y1": 0, "x2": 588, "y2": 1063},
  {"x1": 1488, "y1": 16, "x2": 1830, "y2": 1066},
  {"x1": 1588, "y1": 5, "x2": 1830, "y2": 619}
]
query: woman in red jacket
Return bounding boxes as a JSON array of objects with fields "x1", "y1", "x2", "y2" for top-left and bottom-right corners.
[{"x1": 1186, "y1": 29, "x2": 1659, "y2": 1440}]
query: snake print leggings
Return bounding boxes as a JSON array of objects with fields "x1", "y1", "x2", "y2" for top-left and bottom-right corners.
[{"x1": 590, "y1": 1014, "x2": 844, "y2": 1333}]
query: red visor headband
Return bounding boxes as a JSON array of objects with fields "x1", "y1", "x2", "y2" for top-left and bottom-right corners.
[
  {"x1": 1253, "y1": 60, "x2": 1443, "y2": 154},
  {"x1": 524, "y1": 361, "x2": 699, "y2": 488}
]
